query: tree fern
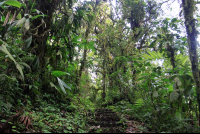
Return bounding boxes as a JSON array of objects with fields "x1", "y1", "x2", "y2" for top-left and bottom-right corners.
[
  {"x1": 175, "y1": 54, "x2": 189, "y2": 66},
  {"x1": 142, "y1": 50, "x2": 164, "y2": 60}
]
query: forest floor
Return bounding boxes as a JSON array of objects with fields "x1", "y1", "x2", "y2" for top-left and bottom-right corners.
[
  {"x1": 124, "y1": 116, "x2": 149, "y2": 133},
  {"x1": 0, "y1": 108, "x2": 149, "y2": 133}
]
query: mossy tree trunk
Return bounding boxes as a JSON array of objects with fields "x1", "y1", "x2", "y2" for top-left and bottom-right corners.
[{"x1": 182, "y1": 0, "x2": 200, "y2": 124}]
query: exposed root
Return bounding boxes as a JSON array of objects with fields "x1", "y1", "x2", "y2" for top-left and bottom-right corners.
[{"x1": 0, "y1": 112, "x2": 23, "y2": 133}]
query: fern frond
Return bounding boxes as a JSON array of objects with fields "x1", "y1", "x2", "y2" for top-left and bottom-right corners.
[
  {"x1": 141, "y1": 50, "x2": 164, "y2": 61},
  {"x1": 135, "y1": 98, "x2": 144, "y2": 108}
]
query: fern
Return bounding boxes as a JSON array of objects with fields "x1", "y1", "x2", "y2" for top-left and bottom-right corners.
[
  {"x1": 142, "y1": 50, "x2": 164, "y2": 60},
  {"x1": 135, "y1": 98, "x2": 144, "y2": 108},
  {"x1": 175, "y1": 54, "x2": 188, "y2": 66}
]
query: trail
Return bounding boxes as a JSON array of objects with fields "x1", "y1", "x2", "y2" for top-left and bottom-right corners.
[{"x1": 88, "y1": 108, "x2": 149, "y2": 133}]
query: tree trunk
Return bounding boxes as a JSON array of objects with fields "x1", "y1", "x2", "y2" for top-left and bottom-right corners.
[
  {"x1": 182, "y1": 0, "x2": 200, "y2": 125},
  {"x1": 167, "y1": 43, "x2": 176, "y2": 71},
  {"x1": 77, "y1": 47, "x2": 87, "y2": 93},
  {"x1": 31, "y1": 0, "x2": 59, "y2": 90},
  {"x1": 102, "y1": 43, "x2": 106, "y2": 102}
]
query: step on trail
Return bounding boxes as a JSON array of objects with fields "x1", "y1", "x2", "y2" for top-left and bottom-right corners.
[{"x1": 88, "y1": 108, "x2": 124, "y2": 133}]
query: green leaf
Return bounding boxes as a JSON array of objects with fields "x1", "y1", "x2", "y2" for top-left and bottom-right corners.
[
  {"x1": 133, "y1": 58, "x2": 137, "y2": 61},
  {"x1": 72, "y1": 35, "x2": 81, "y2": 43},
  {"x1": 170, "y1": 91, "x2": 179, "y2": 101},
  {"x1": 52, "y1": 71, "x2": 70, "y2": 77},
  {"x1": 0, "y1": 44, "x2": 24, "y2": 80},
  {"x1": 171, "y1": 18, "x2": 178, "y2": 23},
  {"x1": 0, "y1": 1, "x2": 6, "y2": 7},
  {"x1": 0, "y1": 44, "x2": 17, "y2": 64},
  {"x1": 67, "y1": 127, "x2": 72, "y2": 130},
  {"x1": 153, "y1": 91, "x2": 159, "y2": 98},
  {"x1": 57, "y1": 77, "x2": 71, "y2": 91},
  {"x1": 29, "y1": 85, "x2": 32, "y2": 89},
  {"x1": 150, "y1": 40, "x2": 156, "y2": 48},
  {"x1": 1, "y1": 119, "x2": 6, "y2": 123},
  {"x1": 33, "y1": 57, "x2": 39, "y2": 70},
  {"x1": 134, "y1": 62, "x2": 139, "y2": 66},
  {"x1": 16, "y1": 63, "x2": 24, "y2": 80},
  {"x1": 4, "y1": 0, "x2": 22, "y2": 8},
  {"x1": 7, "y1": 21, "x2": 17, "y2": 31},
  {"x1": 31, "y1": 15, "x2": 47, "y2": 20},
  {"x1": 16, "y1": 17, "x2": 26, "y2": 26},
  {"x1": 167, "y1": 84, "x2": 174, "y2": 93},
  {"x1": 32, "y1": 9, "x2": 40, "y2": 14},
  {"x1": 12, "y1": 126, "x2": 16, "y2": 129},
  {"x1": 43, "y1": 130, "x2": 51, "y2": 133},
  {"x1": 19, "y1": 62, "x2": 31, "y2": 69},
  {"x1": 138, "y1": 57, "x2": 143, "y2": 61},
  {"x1": 50, "y1": 82, "x2": 61, "y2": 93},
  {"x1": 24, "y1": 36, "x2": 32, "y2": 49},
  {"x1": 8, "y1": 122, "x2": 13, "y2": 124},
  {"x1": 0, "y1": 100, "x2": 7, "y2": 109},
  {"x1": 181, "y1": 37, "x2": 187, "y2": 42},
  {"x1": 175, "y1": 112, "x2": 182, "y2": 121}
]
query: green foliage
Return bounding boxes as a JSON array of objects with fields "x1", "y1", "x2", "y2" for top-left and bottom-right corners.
[
  {"x1": 51, "y1": 71, "x2": 70, "y2": 77},
  {"x1": 0, "y1": 43, "x2": 25, "y2": 80},
  {"x1": 29, "y1": 104, "x2": 88, "y2": 133},
  {"x1": 0, "y1": 0, "x2": 21, "y2": 8},
  {"x1": 0, "y1": 0, "x2": 199, "y2": 133}
]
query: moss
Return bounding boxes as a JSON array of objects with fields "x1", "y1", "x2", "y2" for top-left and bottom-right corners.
[{"x1": 189, "y1": 25, "x2": 193, "y2": 34}]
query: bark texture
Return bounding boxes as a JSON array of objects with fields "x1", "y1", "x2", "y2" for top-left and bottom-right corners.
[{"x1": 182, "y1": 0, "x2": 200, "y2": 124}]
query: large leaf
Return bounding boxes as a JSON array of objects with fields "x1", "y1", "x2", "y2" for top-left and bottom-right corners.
[
  {"x1": 7, "y1": 21, "x2": 17, "y2": 31},
  {"x1": 167, "y1": 84, "x2": 174, "y2": 93},
  {"x1": 4, "y1": 0, "x2": 21, "y2": 8},
  {"x1": 57, "y1": 79, "x2": 67, "y2": 94},
  {"x1": 0, "y1": 42, "x2": 24, "y2": 80},
  {"x1": 24, "y1": 36, "x2": 32, "y2": 49},
  {"x1": 57, "y1": 77, "x2": 71, "y2": 95},
  {"x1": 0, "y1": 44, "x2": 17, "y2": 64},
  {"x1": 170, "y1": 91, "x2": 179, "y2": 101},
  {"x1": 52, "y1": 71, "x2": 70, "y2": 77},
  {"x1": 33, "y1": 57, "x2": 39, "y2": 70},
  {"x1": 50, "y1": 82, "x2": 62, "y2": 94},
  {"x1": 19, "y1": 62, "x2": 31, "y2": 69},
  {"x1": 175, "y1": 112, "x2": 182, "y2": 121},
  {"x1": 0, "y1": 1, "x2": 6, "y2": 7},
  {"x1": 16, "y1": 63, "x2": 24, "y2": 80},
  {"x1": 153, "y1": 91, "x2": 159, "y2": 98},
  {"x1": 16, "y1": 17, "x2": 26, "y2": 26},
  {"x1": 58, "y1": 77, "x2": 71, "y2": 90},
  {"x1": 174, "y1": 77, "x2": 182, "y2": 87},
  {"x1": 31, "y1": 15, "x2": 47, "y2": 20}
]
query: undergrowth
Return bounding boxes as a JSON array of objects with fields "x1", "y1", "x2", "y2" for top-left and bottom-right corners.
[
  {"x1": 0, "y1": 94, "x2": 95, "y2": 133},
  {"x1": 107, "y1": 100, "x2": 200, "y2": 133}
]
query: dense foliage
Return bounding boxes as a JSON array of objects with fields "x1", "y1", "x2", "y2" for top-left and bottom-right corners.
[{"x1": 1, "y1": 0, "x2": 200, "y2": 133}]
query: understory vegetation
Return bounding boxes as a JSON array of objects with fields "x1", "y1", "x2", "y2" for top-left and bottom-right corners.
[{"x1": 1, "y1": 0, "x2": 200, "y2": 133}]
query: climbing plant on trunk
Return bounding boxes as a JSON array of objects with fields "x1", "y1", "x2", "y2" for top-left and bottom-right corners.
[{"x1": 182, "y1": 0, "x2": 200, "y2": 124}]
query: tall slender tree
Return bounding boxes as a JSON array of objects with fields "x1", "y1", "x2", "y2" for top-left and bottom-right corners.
[{"x1": 182, "y1": 0, "x2": 200, "y2": 124}]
